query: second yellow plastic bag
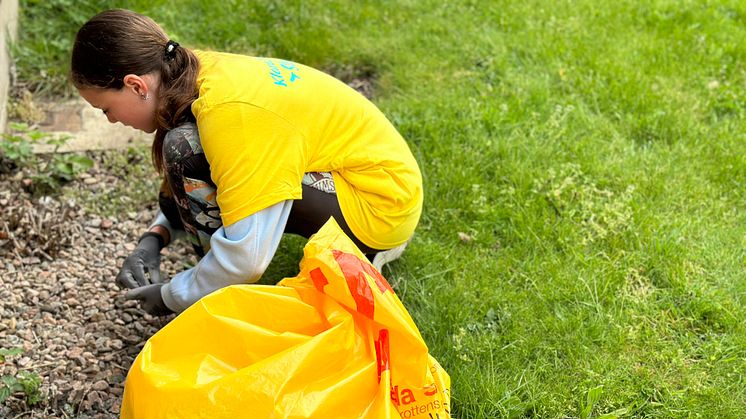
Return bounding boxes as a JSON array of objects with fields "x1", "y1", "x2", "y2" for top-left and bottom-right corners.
[{"x1": 121, "y1": 218, "x2": 450, "y2": 418}]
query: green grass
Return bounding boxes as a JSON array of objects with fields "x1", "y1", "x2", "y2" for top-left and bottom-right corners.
[{"x1": 11, "y1": 0, "x2": 746, "y2": 416}]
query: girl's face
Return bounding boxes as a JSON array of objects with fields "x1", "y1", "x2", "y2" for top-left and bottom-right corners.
[{"x1": 78, "y1": 74, "x2": 158, "y2": 133}]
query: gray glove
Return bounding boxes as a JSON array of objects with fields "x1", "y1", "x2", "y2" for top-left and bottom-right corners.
[
  {"x1": 125, "y1": 283, "x2": 173, "y2": 316},
  {"x1": 115, "y1": 232, "x2": 164, "y2": 289}
]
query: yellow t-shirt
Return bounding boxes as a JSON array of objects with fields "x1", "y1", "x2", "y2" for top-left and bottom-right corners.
[{"x1": 191, "y1": 50, "x2": 422, "y2": 249}]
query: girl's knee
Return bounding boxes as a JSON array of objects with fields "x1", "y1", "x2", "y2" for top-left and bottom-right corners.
[{"x1": 163, "y1": 122, "x2": 201, "y2": 167}]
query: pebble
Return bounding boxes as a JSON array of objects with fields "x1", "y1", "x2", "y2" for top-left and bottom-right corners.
[
  {"x1": 0, "y1": 154, "x2": 188, "y2": 418},
  {"x1": 41, "y1": 312, "x2": 57, "y2": 325},
  {"x1": 92, "y1": 380, "x2": 109, "y2": 391}
]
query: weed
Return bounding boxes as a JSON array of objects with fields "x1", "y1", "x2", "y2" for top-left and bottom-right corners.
[
  {"x1": 0, "y1": 348, "x2": 23, "y2": 363},
  {"x1": 532, "y1": 163, "x2": 636, "y2": 246},
  {"x1": 0, "y1": 348, "x2": 44, "y2": 407},
  {"x1": 0, "y1": 122, "x2": 94, "y2": 195},
  {"x1": 0, "y1": 125, "x2": 34, "y2": 172}
]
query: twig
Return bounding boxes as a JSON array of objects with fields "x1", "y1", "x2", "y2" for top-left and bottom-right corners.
[
  {"x1": 33, "y1": 248, "x2": 54, "y2": 262},
  {"x1": 75, "y1": 389, "x2": 90, "y2": 417},
  {"x1": 110, "y1": 362, "x2": 129, "y2": 371},
  {"x1": 2, "y1": 220, "x2": 21, "y2": 251},
  {"x1": 19, "y1": 361, "x2": 60, "y2": 371}
]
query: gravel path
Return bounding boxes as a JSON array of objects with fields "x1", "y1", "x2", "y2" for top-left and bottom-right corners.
[{"x1": 1, "y1": 151, "x2": 196, "y2": 418}]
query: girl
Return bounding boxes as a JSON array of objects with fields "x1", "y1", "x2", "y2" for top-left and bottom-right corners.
[{"x1": 70, "y1": 9, "x2": 423, "y2": 315}]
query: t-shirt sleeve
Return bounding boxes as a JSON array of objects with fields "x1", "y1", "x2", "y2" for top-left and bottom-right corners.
[{"x1": 196, "y1": 102, "x2": 307, "y2": 226}]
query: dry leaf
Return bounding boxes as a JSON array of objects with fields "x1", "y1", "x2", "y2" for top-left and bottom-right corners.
[{"x1": 458, "y1": 232, "x2": 473, "y2": 243}]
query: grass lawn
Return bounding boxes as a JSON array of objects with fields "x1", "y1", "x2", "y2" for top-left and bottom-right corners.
[{"x1": 11, "y1": 0, "x2": 746, "y2": 417}]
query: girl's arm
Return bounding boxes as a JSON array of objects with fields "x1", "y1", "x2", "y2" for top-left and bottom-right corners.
[{"x1": 160, "y1": 200, "x2": 292, "y2": 312}]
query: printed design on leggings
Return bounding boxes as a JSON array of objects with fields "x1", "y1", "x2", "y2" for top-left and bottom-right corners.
[
  {"x1": 184, "y1": 177, "x2": 221, "y2": 253},
  {"x1": 183, "y1": 126, "x2": 205, "y2": 154},
  {"x1": 302, "y1": 172, "x2": 336, "y2": 195},
  {"x1": 163, "y1": 123, "x2": 220, "y2": 257}
]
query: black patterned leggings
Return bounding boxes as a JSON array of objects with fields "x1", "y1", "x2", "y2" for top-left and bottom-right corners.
[{"x1": 158, "y1": 123, "x2": 379, "y2": 257}]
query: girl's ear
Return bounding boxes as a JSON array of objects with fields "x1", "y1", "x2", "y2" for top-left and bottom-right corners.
[{"x1": 123, "y1": 74, "x2": 148, "y2": 97}]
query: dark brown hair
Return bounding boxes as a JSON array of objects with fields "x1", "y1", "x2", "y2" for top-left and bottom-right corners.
[{"x1": 71, "y1": 9, "x2": 200, "y2": 173}]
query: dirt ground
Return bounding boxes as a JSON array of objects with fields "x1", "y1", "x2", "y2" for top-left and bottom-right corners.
[{"x1": 0, "y1": 150, "x2": 196, "y2": 418}]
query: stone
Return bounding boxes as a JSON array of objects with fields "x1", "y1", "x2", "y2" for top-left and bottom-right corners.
[{"x1": 92, "y1": 380, "x2": 109, "y2": 391}]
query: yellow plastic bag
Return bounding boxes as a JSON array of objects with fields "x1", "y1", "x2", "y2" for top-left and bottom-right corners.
[{"x1": 121, "y1": 218, "x2": 451, "y2": 418}]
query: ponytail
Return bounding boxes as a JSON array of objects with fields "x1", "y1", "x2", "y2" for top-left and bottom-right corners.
[{"x1": 152, "y1": 43, "x2": 200, "y2": 173}]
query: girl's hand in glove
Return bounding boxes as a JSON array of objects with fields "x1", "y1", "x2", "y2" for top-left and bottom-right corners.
[
  {"x1": 126, "y1": 284, "x2": 174, "y2": 316},
  {"x1": 116, "y1": 233, "x2": 164, "y2": 289}
]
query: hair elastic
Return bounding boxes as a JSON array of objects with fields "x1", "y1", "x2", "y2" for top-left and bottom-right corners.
[{"x1": 165, "y1": 40, "x2": 180, "y2": 61}]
